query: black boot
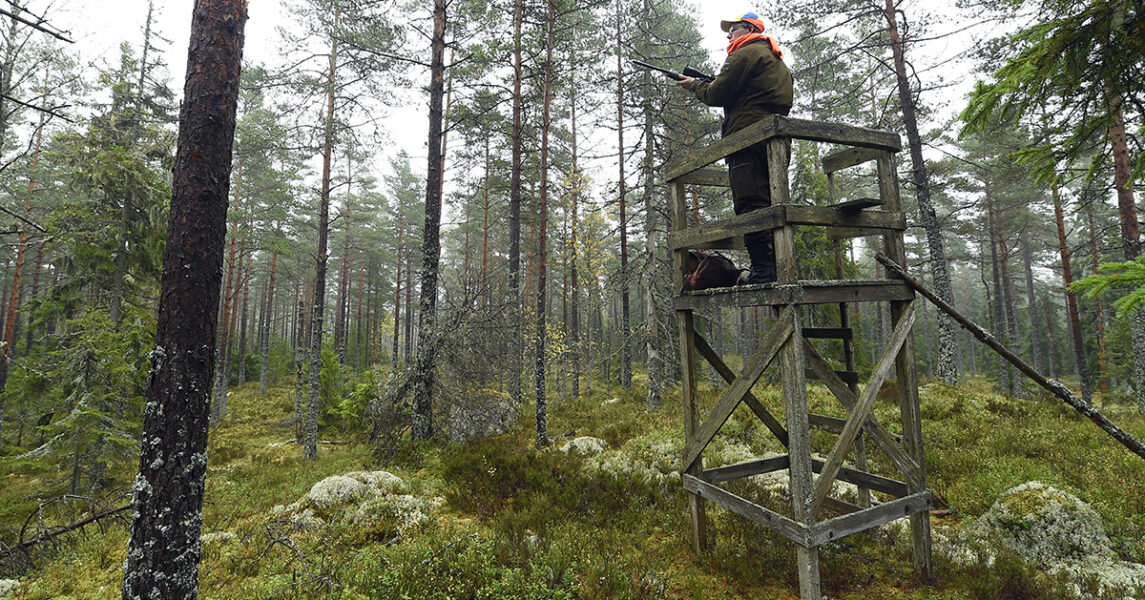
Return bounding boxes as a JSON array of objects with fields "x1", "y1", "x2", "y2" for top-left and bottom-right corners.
[{"x1": 738, "y1": 231, "x2": 776, "y2": 285}]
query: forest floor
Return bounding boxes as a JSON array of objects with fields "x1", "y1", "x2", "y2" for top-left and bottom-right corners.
[{"x1": 2, "y1": 372, "x2": 1145, "y2": 599}]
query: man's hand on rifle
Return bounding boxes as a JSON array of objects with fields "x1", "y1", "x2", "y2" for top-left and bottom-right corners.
[{"x1": 676, "y1": 75, "x2": 695, "y2": 90}]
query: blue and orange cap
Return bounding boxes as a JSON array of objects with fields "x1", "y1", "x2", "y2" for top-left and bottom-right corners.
[{"x1": 720, "y1": 11, "x2": 765, "y2": 33}]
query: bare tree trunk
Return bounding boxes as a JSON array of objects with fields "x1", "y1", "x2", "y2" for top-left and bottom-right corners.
[
  {"x1": 615, "y1": 0, "x2": 632, "y2": 391},
  {"x1": 507, "y1": 0, "x2": 524, "y2": 407},
  {"x1": 211, "y1": 199, "x2": 240, "y2": 427},
  {"x1": 411, "y1": 0, "x2": 447, "y2": 440},
  {"x1": 1052, "y1": 184, "x2": 1093, "y2": 405},
  {"x1": 121, "y1": 2, "x2": 245, "y2": 596},
  {"x1": 259, "y1": 250, "x2": 278, "y2": 395},
  {"x1": 1044, "y1": 296, "x2": 1059, "y2": 379},
  {"x1": 1107, "y1": 100, "x2": 1145, "y2": 413},
  {"x1": 533, "y1": 0, "x2": 555, "y2": 446},
  {"x1": 1085, "y1": 203, "x2": 1109, "y2": 395},
  {"x1": 304, "y1": 22, "x2": 339, "y2": 460},
  {"x1": 1022, "y1": 239, "x2": 1041, "y2": 383},
  {"x1": 884, "y1": 0, "x2": 958, "y2": 383},
  {"x1": 641, "y1": 42, "x2": 661, "y2": 410},
  {"x1": 996, "y1": 229, "x2": 1022, "y2": 394},
  {"x1": 986, "y1": 189, "x2": 1012, "y2": 393},
  {"x1": 569, "y1": 91, "x2": 581, "y2": 401},
  {"x1": 237, "y1": 246, "x2": 251, "y2": 387}
]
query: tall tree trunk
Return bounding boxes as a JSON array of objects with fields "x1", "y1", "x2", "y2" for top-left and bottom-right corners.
[
  {"x1": 1043, "y1": 296, "x2": 1059, "y2": 379},
  {"x1": 884, "y1": 0, "x2": 958, "y2": 383},
  {"x1": 615, "y1": 0, "x2": 632, "y2": 391},
  {"x1": 237, "y1": 246, "x2": 251, "y2": 386},
  {"x1": 1107, "y1": 100, "x2": 1145, "y2": 412},
  {"x1": 985, "y1": 187, "x2": 1013, "y2": 394},
  {"x1": 411, "y1": 0, "x2": 447, "y2": 440},
  {"x1": 533, "y1": 0, "x2": 555, "y2": 446},
  {"x1": 996, "y1": 230, "x2": 1022, "y2": 394},
  {"x1": 1021, "y1": 239, "x2": 1041, "y2": 382},
  {"x1": 569, "y1": 90, "x2": 580, "y2": 401},
  {"x1": 335, "y1": 172, "x2": 352, "y2": 363},
  {"x1": 507, "y1": 0, "x2": 524, "y2": 407},
  {"x1": 304, "y1": 22, "x2": 339, "y2": 461},
  {"x1": 211, "y1": 211, "x2": 240, "y2": 427},
  {"x1": 259, "y1": 250, "x2": 278, "y2": 395},
  {"x1": 392, "y1": 244, "x2": 402, "y2": 361},
  {"x1": 640, "y1": 41, "x2": 661, "y2": 410},
  {"x1": 120, "y1": 2, "x2": 244, "y2": 596},
  {"x1": 1052, "y1": 184, "x2": 1093, "y2": 405},
  {"x1": 1084, "y1": 203, "x2": 1109, "y2": 395}
]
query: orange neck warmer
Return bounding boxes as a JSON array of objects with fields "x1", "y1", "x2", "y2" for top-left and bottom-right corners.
[{"x1": 727, "y1": 32, "x2": 783, "y2": 59}]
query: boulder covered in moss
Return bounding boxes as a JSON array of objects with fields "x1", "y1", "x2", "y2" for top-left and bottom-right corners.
[
  {"x1": 270, "y1": 470, "x2": 431, "y2": 532},
  {"x1": 560, "y1": 436, "x2": 608, "y2": 457},
  {"x1": 0, "y1": 580, "x2": 18, "y2": 599},
  {"x1": 975, "y1": 481, "x2": 1114, "y2": 565}
]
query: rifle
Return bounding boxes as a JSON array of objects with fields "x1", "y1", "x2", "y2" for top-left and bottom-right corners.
[{"x1": 630, "y1": 59, "x2": 714, "y2": 82}]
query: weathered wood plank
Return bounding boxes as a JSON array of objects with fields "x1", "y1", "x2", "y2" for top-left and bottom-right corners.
[
  {"x1": 808, "y1": 491, "x2": 933, "y2": 547},
  {"x1": 666, "y1": 116, "x2": 782, "y2": 181},
  {"x1": 682, "y1": 474, "x2": 810, "y2": 547},
  {"x1": 810, "y1": 303, "x2": 917, "y2": 517},
  {"x1": 694, "y1": 333, "x2": 789, "y2": 445},
  {"x1": 677, "y1": 167, "x2": 729, "y2": 187},
  {"x1": 822, "y1": 147, "x2": 884, "y2": 174},
  {"x1": 668, "y1": 205, "x2": 784, "y2": 250},
  {"x1": 702, "y1": 455, "x2": 790, "y2": 484},
  {"x1": 666, "y1": 116, "x2": 900, "y2": 182},
  {"x1": 674, "y1": 281, "x2": 915, "y2": 310},
  {"x1": 779, "y1": 117, "x2": 901, "y2": 152},
  {"x1": 668, "y1": 206, "x2": 904, "y2": 251},
  {"x1": 683, "y1": 312, "x2": 794, "y2": 471},
  {"x1": 802, "y1": 333, "x2": 922, "y2": 487},
  {"x1": 809, "y1": 457, "x2": 909, "y2": 498},
  {"x1": 829, "y1": 197, "x2": 884, "y2": 211},
  {"x1": 783, "y1": 205, "x2": 904, "y2": 230}
]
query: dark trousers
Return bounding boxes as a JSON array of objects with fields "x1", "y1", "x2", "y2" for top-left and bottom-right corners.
[{"x1": 727, "y1": 141, "x2": 775, "y2": 279}]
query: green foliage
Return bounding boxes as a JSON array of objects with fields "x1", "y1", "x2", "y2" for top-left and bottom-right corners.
[
  {"x1": 1070, "y1": 255, "x2": 1145, "y2": 320},
  {"x1": 10, "y1": 308, "x2": 152, "y2": 493}
]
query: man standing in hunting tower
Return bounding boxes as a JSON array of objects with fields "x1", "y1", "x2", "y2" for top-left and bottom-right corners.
[{"x1": 677, "y1": 11, "x2": 794, "y2": 285}]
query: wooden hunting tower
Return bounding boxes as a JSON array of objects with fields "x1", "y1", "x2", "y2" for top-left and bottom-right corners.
[{"x1": 667, "y1": 115, "x2": 933, "y2": 599}]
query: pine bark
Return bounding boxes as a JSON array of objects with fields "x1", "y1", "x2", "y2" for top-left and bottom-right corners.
[
  {"x1": 304, "y1": 23, "x2": 339, "y2": 461},
  {"x1": 120, "y1": 2, "x2": 245, "y2": 597},
  {"x1": 641, "y1": 52, "x2": 661, "y2": 411},
  {"x1": 883, "y1": 0, "x2": 958, "y2": 383},
  {"x1": 1107, "y1": 101, "x2": 1145, "y2": 413},
  {"x1": 615, "y1": 0, "x2": 632, "y2": 390},
  {"x1": 1052, "y1": 184, "x2": 1093, "y2": 405},
  {"x1": 507, "y1": 0, "x2": 524, "y2": 407},
  {"x1": 259, "y1": 251, "x2": 278, "y2": 395},
  {"x1": 410, "y1": 0, "x2": 447, "y2": 440},
  {"x1": 1085, "y1": 204, "x2": 1109, "y2": 394},
  {"x1": 1021, "y1": 240, "x2": 1041, "y2": 382},
  {"x1": 532, "y1": 0, "x2": 555, "y2": 446}
]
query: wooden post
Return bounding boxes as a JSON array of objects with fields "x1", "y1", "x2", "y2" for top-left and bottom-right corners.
[
  {"x1": 878, "y1": 151, "x2": 933, "y2": 579},
  {"x1": 672, "y1": 179, "x2": 709, "y2": 553}
]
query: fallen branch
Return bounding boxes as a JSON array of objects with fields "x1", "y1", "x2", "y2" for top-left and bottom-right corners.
[
  {"x1": 2, "y1": 504, "x2": 132, "y2": 559},
  {"x1": 876, "y1": 253, "x2": 1145, "y2": 462}
]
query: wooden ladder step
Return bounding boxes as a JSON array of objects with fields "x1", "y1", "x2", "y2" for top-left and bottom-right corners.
[
  {"x1": 805, "y1": 368, "x2": 860, "y2": 385},
  {"x1": 829, "y1": 197, "x2": 884, "y2": 211},
  {"x1": 802, "y1": 327, "x2": 853, "y2": 340}
]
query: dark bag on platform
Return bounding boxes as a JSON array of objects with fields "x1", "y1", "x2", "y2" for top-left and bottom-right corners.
[{"x1": 683, "y1": 250, "x2": 741, "y2": 291}]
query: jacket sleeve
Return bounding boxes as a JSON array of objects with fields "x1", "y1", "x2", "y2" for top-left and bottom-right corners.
[{"x1": 692, "y1": 51, "x2": 749, "y2": 107}]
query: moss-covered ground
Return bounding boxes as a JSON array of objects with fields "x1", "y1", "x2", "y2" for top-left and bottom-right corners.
[{"x1": 2, "y1": 373, "x2": 1144, "y2": 599}]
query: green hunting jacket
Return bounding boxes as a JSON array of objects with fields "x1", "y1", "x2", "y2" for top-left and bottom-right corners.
[{"x1": 691, "y1": 38, "x2": 793, "y2": 136}]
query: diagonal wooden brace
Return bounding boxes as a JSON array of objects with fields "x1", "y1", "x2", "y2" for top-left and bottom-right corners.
[
  {"x1": 683, "y1": 308, "x2": 795, "y2": 472},
  {"x1": 810, "y1": 302, "x2": 916, "y2": 517},
  {"x1": 803, "y1": 339, "x2": 922, "y2": 487},
  {"x1": 695, "y1": 333, "x2": 789, "y2": 446}
]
